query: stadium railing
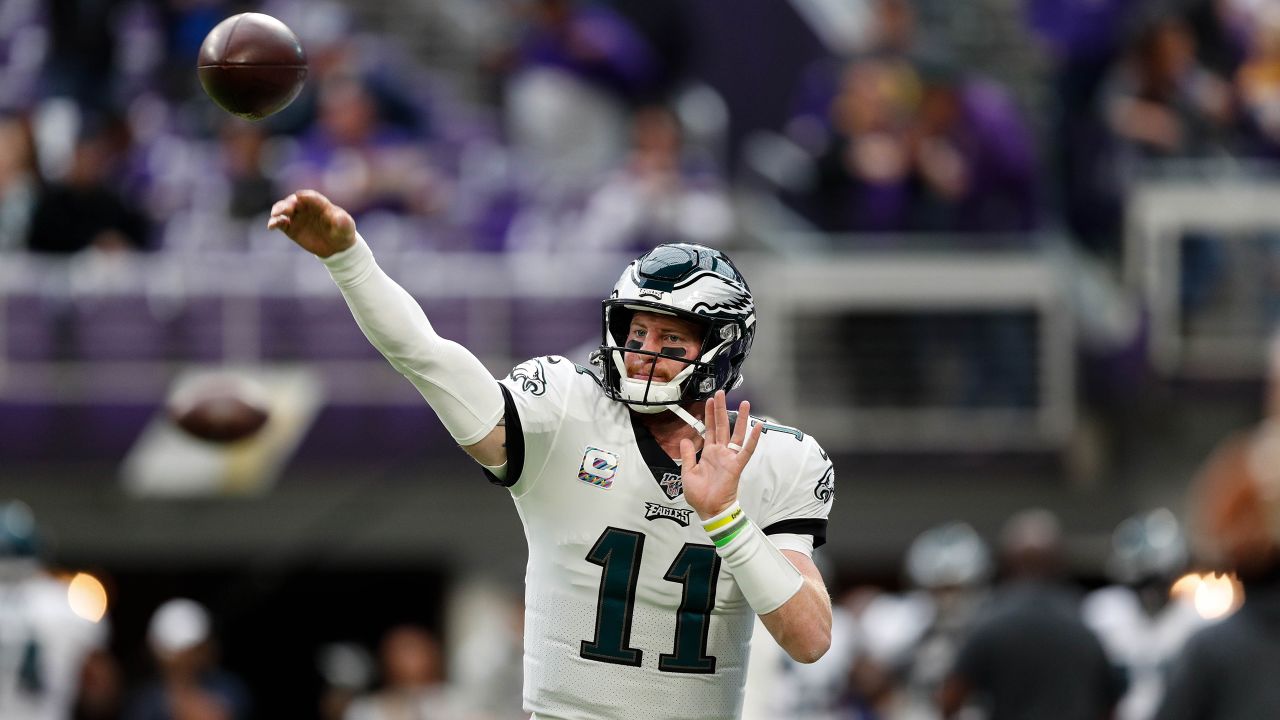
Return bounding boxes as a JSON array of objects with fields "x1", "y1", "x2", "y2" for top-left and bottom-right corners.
[
  {"x1": 1125, "y1": 174, "x2": 1280, "y2": 378},
  {"x1": 0, "y1": 241, "x2": 1076, "y2": 454}
]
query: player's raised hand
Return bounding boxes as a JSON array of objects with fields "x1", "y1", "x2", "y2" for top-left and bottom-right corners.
[
  {"x1": 680, "y1": 390, "x2": 762, "y2": 520},
  {"x1": 267, "y1": 189, "x2": 356, "y2": 258}
]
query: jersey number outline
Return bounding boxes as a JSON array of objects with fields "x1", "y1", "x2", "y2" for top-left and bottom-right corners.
[
  {"x1": 580, "y1": 526, "x2": 721, "y2": 673},
  {"x1": 755, "y1": 420, "x2": 804, "y2": 441}
]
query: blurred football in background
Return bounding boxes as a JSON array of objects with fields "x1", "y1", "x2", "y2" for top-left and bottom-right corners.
[
  {"x1": 168, "y1": 373, "x2": 271, "y2": 443},
  {"x1": 197, "y1": 13, "x2": 307, "y2": 120}
]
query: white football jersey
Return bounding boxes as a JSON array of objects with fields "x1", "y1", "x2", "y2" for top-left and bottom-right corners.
[
  {"x1": 0, "y1": 571, "x2": 108, "y2": 720},
  {"x1": 488, "y1": 356, "x2": 835, "y2": 720},
  {"x1": 1083, "y1": 585, "x2": 1210, "y2": 720}
]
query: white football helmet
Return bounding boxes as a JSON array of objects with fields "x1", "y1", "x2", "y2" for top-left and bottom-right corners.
[
  {"x1": 906, "y1": 522, "x2": 993, "y2": 590},
  {"x1": 593, "y1": 243, "x2": 755, "y2": 414}
]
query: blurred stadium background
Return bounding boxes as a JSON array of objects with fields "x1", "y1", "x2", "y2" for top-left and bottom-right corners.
[{"x1": 3, "y1": 0, "x2": 1280, "y2": 717}]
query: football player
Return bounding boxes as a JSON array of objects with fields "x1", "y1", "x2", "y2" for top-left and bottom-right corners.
[
  {"x1": 269, "y1": 190, "x2": 835, "y2": 720},
  {"x1": 1083, "y1": 509, "x2": 1207, "y2": 720},
  {"x1": 0, "y1": 501, "x2": 112, "y2": 720}
]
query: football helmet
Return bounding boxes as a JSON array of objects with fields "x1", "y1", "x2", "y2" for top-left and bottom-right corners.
[
  {"x1": 594, "y1": 243, "x2": 755, "y2": 413},
  {"x1": 905, "y1": 522, "x2": 992, "y2": 590},
  {"x1": 0, "y1": 500, "x2": 39, "y2": 559},
  {"x1": 1106, "y1": 508, "x2": 1188, "y2": 585}
]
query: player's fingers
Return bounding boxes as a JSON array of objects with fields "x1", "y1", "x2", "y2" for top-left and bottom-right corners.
[
  {"x1": 295, "y1": 188, "x2": 329, "y2": 211},
  {"x1": 715, "y1": 390, "x2": 731, "y2": 445},
  {"x1": 730, "y1": 400, "x2": 751, "y2": 447},
  {"x1": 737, "y1": 421, "x2": 762, "y2": 467},
  {"x1": 268, "y1": 194, "x2": 296, "y2": 219},
  {"x1": 266, "y1": 214, "x2": 290, "y2": 231},
  {"x1": 679, "y1": 437, "x2": 697, "y2": 469},
  {"x1": 703, "y1": 396, "x2": 717, "y2": 441}
]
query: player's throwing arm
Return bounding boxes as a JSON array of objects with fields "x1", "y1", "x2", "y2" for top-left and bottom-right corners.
[{"x1": 268, "y1": 190, "x2": 510, "y2": 470}]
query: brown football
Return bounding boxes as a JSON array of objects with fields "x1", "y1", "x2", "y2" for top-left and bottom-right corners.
[
  {"x1": 168, "y1": 374, "x2": 271, "y2": 443},
  {"x1": 197, "y1": 13, "x2": 307, "y2": 121}
]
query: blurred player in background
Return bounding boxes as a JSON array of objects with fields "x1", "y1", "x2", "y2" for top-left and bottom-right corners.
[
  {"x1": 124, "y1": 598, "x2": 251, "y2": 720},
  {"x1": 267, "y1": 188, "x2": 835, "y2": 720},
  {"x1": 344, "y1": 624, "x2": 463, "y2": 720},
  {"x1": 1082, "y1": 509, "x2": 1207, "y2": 720},
  {"x1": 1154, "y1": 333, "x2": 1280, "y2": 719},
  {"x1": 938, "y1": 508, "x2": 1123, "y2": 720},
  {"x1": 0, "y1": 500, "x2": 114, "y2": 720},
  {"x1": 856, "y1": 522, "x2": 992, "y2": 720}
]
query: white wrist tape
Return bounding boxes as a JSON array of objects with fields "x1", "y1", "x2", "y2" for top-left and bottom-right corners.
[
  {"x1": 701, "y1": 502, "x2": 804, "y2": 615},
  {"x1": 322, "y1": 235, "x2": 504, "y2": 446}
]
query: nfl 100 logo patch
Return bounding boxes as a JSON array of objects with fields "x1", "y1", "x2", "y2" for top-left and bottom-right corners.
[{"x1": 578, "y1": 447, "x2": 619, "y2": 489}]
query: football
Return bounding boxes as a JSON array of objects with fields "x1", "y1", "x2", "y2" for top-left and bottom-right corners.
[
  {"x1": 197, "y1": 13, "x2": 307, "y2": 120},
  {"x1": 167, "y1": 373, "x2": 271, "y2": 443}
]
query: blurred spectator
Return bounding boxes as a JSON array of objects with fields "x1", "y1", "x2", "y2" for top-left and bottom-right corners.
[
  {"x1": 806, "y1": 54, "x2": 922, "y2": 234},
  {"x1": 316, "y1": 642, "x2": 375, "y2": 720},
  {"x1": 501, "y1": 0, "x2": 661, "y2": 200},
  {"x1": 870, "y1": 0, "x2": 920, "y2": 57},
  {"x1": 344, "y1": 624, "x2": 466, "y2": 720},
  {"x1": 1234, "y1": 5, "x2": 1280, "y2": 155},
  {"x1": 0, "y1": 115, "x2": 39, "y2": 251},
  {"x1": 42, "y1": 0, "x2": 121, "y2": 111},
  {"x1": 218, "y1": 119, "x2": 278, "y2": 221},
  {"x1": 1024, "y1": 0, "x2": 1137, "y2": 252},
  {"x1": 506, "y1": 104, "x2": 732, "y2": 253},
  {"x1": 124, "y1": 598, "x2": 251, "y2": 720},
  {"x1": 27, "y1": 117, "x2": 150, "y2": 254},
  {"x1": 783, "y1": 0, "x2": 928, "y2": 149},
  {"x1": 0, "y1": 0, "x2": 50, "y2": 111},
  {"x1": 857, "y1": 522, "x2": 992, "y2": 719},
  {"x1": 0, "y1": 500, "x2": 116, "y2": 720},
  {"x1": 262, "y1": 1, "x2": 436, "y2": 139},
  {"x1": 799, "y1": 52, "x2": 1038, "y2": 237},
  {"x1": 938, "y1": 509, "x2": 1123, "y2": 720},
  {"x1": 1083, "y1": 509, "x2": 1209, "y2": 720},
  {"x1": 607, "y1": 0, "x2": 694, "y2": 98},
  {"x1": 511, "y1": 0, "x2": 660, "y2": 107},
  {"x1": 1103, "y1": 15, "x2": 1235, "y2": 164},
  {"x1": 1104, "y1": 16, "x2": 1236, "y2": 316},
  {"x1": 151, "y1": 0, "x2": 220, "y2": 101},
  {"x1": 283, "y1": 73, "x2": 440, "y2": 221},
  {"x1": 906, "y1": 59, "x2": 1040, "y2": 235},
  {"x1": 1154, "y1": 332, "x2": 1280, "y2": 719}
]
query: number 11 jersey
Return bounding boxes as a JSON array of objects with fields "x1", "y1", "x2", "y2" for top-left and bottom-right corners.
[{"x1": 487, "y1": 356, "x2": 835, "y2": 720}]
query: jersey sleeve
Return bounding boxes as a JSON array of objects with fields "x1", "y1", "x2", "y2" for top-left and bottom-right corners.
[
  {"x1": 483, "y1": 355, "x2": 598, "y2": 490},
  {"x1": 758, "y1": 433, "x2": 835, "y2": 552}
]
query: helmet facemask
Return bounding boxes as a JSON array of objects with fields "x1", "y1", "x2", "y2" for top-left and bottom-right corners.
[{"x1": 598, "y1": 304, "x2": 729, "y2": 412}]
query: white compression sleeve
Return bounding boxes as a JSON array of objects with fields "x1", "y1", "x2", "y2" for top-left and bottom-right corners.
[{"x1": 320, "y1": 234, "x2": 505, "y2": 446}]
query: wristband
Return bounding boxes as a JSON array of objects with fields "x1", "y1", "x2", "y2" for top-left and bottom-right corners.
[{"x1": 701, "y1": 502, "x2": 804, "y2": 615}]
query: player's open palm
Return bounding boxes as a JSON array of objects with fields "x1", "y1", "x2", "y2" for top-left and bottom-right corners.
[
  {"x1": 267, "y1": 189, "x2": 356, "y2": 258},
  {"x1": 681, "y1": 390, "x2": 762, "y2": 520}
]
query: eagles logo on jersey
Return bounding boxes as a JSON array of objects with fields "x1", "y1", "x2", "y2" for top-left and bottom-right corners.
[
  {"x1": 815, "y1": 466, "x2": 835, "y2": 503},
  {"x1": 509, "y1": 359, "x2": 548, "y2": 396}
]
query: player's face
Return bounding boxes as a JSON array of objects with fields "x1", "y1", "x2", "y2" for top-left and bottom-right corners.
[{"x1": 624, "y1": 312, "x2": 704, "y2": 382}]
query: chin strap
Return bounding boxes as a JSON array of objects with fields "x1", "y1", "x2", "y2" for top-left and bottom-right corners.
[{"x1": 666, "y1": 403, "x2": 707, "y2": 437}]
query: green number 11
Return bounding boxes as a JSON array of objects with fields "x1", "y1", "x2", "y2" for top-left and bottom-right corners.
[{"x1": 580, "y1": 526, "x2": 721, "y2": 673}]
